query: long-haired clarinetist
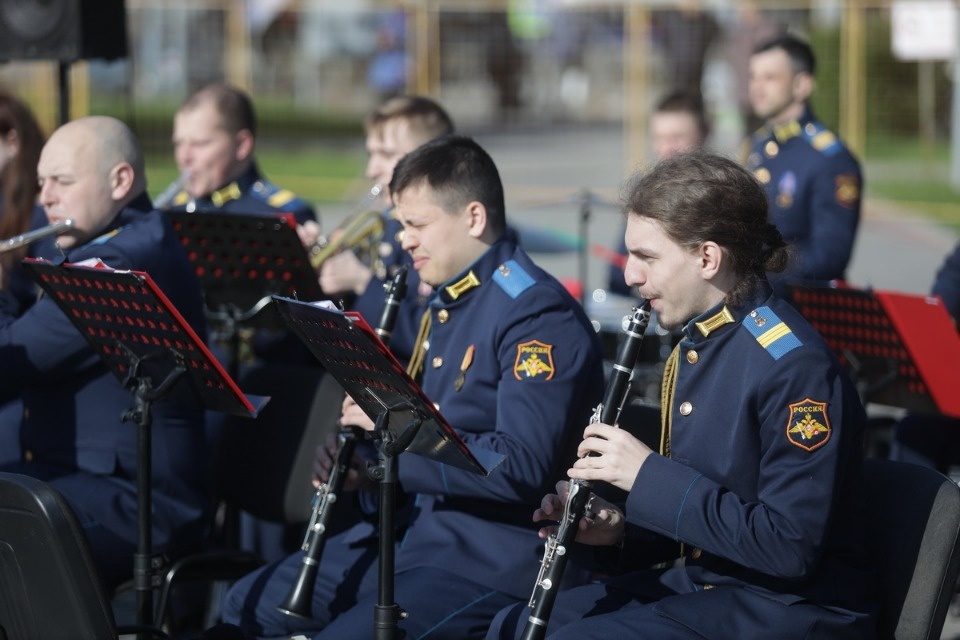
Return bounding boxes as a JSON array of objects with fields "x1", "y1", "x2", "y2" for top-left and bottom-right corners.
[{"x1": 487, "y1": 154, "x2": 879, "y2": 639}]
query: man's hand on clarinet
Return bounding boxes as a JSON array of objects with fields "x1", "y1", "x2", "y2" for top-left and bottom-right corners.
[
  {"x1": 569, "y1": 422, "x2": 652, "y2": 492},
  {"x1": 311, "y1": 395, "x2": 375, "y2": 492},
  {"x1": 533, "y1": 480, "x2": 625, "y2": 547}
]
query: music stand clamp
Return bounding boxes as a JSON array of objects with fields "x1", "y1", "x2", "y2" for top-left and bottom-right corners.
[
  {"x1": 168, "y1": 210, "x2": 324, "y2": 378},
  {"x1": 788, "y1": 283, "x2": 960, "y2": 418},
  {"x1": 24, "y1": 259, "x2": 268, "y2": 636},
  {"x1": 272, "y1": 296, "x2": 498, "y2": 639}
]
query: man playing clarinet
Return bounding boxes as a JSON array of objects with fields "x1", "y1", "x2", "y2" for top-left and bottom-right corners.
[{"x1": 488, "y1": 152, "x2": 879, "y2": 639}]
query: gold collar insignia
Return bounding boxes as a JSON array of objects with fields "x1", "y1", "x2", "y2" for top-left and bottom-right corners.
[
  {"x1": 210, "y1": 182, "x2": 242, "y2": 208},
  {"x1": 444, "y1": 270, "x2": 480, "y2": 300},
  {"x1": 695, "y1": 305, "x2": 735, "y2": 337}
]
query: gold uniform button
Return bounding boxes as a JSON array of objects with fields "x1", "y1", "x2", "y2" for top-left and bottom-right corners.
[
  {"x1": 764, "y1": 140, "x2": 779, "y2": 157},
  {"x1": 686, "y1": 350, "x2": 699, "y2": 364},
  {"x1": 395, "y1": 230, "x2": 404, "y2": 244},
  {"x1": 691, "y1": 547, "x2": 702, "y2": 560},
  {"x1": 679, "y1": 402, "x2": 693, "y2": 416},
  {"x1": 804, "y1": 122, "x2": 817, "y2": 136},
  {"x1": 437, "y1": 309, "x2": 450, "y2": 323},
  {"x1": 432, "y1": 356, "x2": 444, "y2": 368},
  {"x1": 23, "y1": 450, "x2": 33, "y2": 462},
  {"x1": 703, "y1": 584, "x2": 714, "y2": 590},
  {"x1": 755, "y1": 167, "x2": 771, "y2": 184}
]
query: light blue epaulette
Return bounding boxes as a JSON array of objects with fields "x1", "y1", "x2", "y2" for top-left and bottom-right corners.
[
  {"x1": 741, "y1": 306, "x2": 803, "y2": 361},
  {"x1": 251, "y1": 179, "x2": 306, "y2": 210},
  {"x1": 802, "y1": 121, "x2": 842, "y2": 157},
  {"x1": 492, "y1": 260, "x2": 535, "y2": 299}
]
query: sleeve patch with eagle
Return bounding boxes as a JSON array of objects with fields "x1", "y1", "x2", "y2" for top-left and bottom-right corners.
[
  {"x1": 786, "y1": 398, "x2": 831, "y2": 451},
  {"x1": 514, "y1": 340, "x2": 555, "y2": 380}
]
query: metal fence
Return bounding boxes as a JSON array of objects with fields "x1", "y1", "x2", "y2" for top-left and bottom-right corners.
[{"x1": 0, "y1": 0, "x2": 953, "y2": 170}]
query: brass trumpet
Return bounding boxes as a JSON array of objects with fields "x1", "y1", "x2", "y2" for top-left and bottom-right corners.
[
  {"x1": 0, "y1": 220, "x2": 74, "y2": 254},
  {"x1": 308, "y1": 208, "x2": 386, "y2": 273}
]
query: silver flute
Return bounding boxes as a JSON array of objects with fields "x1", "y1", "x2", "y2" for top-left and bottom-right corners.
[{"x1": 0, "y1": 220, "x2": 74, "y2": 254}]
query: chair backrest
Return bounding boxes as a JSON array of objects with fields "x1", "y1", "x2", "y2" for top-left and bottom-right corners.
[
  {"x1": 215, "y1": 363, "x2": 344, "y2": 524},
  {"x1": 863, "y1": 457, "x2": 960, "y2": 640},
  {"x1": 0, "y1": 472, "x2": 117, "y2": 640}
]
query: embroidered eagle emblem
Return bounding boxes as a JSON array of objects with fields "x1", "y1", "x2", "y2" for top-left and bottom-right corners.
[
  {"x1": 786, "y1": 399, "x2": 831, "y2": 452},
  {"x1": 514, "y1": 340, "x2": 555, "y2": 380}
]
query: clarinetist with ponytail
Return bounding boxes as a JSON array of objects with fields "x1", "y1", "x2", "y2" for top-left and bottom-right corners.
[
  {"x1": 221, "y1": 135, "x2": 604, "y2": 640},
  {"x1": 487, "y1": 152, "x2": 878, "y2": 639}
]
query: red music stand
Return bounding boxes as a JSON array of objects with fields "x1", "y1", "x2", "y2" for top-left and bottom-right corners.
[
  {"x1": 788, "y1": 283, "x2": 960, "y2": 418},
  {"x1": 168, "y1": 210, "x2": 325, "y2": 376},
  {"x1": 271, "y1": 295, "x2": 499, "y2": 639},
  {"x1": 23, "y1": 258, "x2": 268, "y2": 635}
]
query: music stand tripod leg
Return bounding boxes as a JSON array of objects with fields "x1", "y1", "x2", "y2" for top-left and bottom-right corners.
[
  {"x1": 120, "y1": 345, "x2": 187, "y2": 636},
  {"x1": 368, "y1": 409, "x2": 422, "y2": 640}
]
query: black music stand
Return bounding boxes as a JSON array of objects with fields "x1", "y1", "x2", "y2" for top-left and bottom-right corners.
[
  {"x1": 168, "y1": 210, "x2": 325, "y2": 378},
  {"x1": 23, "y1": 259, "x2": 269, "y2": 636},
  {"x1": 271, "y1": 296, "x2": 499, "y2": 640},
  {"x1": 788, "y1": 283, "x2": 960, "y2": 418}
]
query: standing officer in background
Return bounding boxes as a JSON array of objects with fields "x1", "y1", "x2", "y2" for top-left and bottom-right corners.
[
  {"x1": 220, "y1": 135, "x2": 605, "y2": 639},
  {"x1": 746, "y1": 34, "x2": 862, "y2": 291},
  {"x1": 0, "y1": 116, "x2": 210, "y2": 588},
  {"x1": 160, "y1": 82, "x2": 316, "y2": 226},
  {"x1": 608, "y1": 90, "x2": 709, "y2": 297},
  {"x1": 488, "y1": 152, "x2": 877, "y2": 639}
]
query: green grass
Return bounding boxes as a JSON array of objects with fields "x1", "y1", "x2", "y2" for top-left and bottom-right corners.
[
  {"x1": 145, "y1": 147, "x2": 368, "y2": 206},
  {"x1": 864, "y1": 134, "x2": 960, "y2": 230}
]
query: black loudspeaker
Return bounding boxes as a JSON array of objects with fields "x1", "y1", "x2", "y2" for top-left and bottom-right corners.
[{"x1": 0, "y1": 0, "x2": 128, "y2": 62}]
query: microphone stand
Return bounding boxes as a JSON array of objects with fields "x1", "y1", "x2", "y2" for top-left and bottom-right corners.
[{"x1": 577, "y1": 188, "x2": 591, "y2": 307}]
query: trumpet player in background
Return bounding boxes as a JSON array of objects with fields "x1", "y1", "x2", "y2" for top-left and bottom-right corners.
[
  {"x1": 220, "y1": 135, "x2": 605, "y2": 640},
  {"x1": 0, "y1": 93, "x2": 53, "y2": 467},
  {"x1": 161, "y1": 82, "x2": 316, "y2": 226},
  {"x1": 0, "y1": 116, "x2": 210, "y2": 588},
  {"x1": 298, "y1": 94, "x2": 454, "y2": 360},
  {"x1": 487, "y1": 153, "x2": 878, "y2": 639}
]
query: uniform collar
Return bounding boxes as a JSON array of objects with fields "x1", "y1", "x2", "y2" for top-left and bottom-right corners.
[
  {"x1": 198, "y1": 163, "x2": 261, "y2": 208},
  {"x1": 60, "y1": 191, "x2": 153, "y2": 263},
  {"x1": 682, "y1": 281, "x2": 774, "y2": 343},
  {"x1": 761, "y1": 105, "x2": 816, "y2": 144},
  {"x1": 433, "y1": 237, "x2": 516, "y2": 305}
]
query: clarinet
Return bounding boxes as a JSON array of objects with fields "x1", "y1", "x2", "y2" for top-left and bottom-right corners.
[
  {"x1": 521, "y1": 300, "x2": 651, "y2": 640},
  {"x1": 278, "y1": 265, "x2": 409, "y2": 618}
]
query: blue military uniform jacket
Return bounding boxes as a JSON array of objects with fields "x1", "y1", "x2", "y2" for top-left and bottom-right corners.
[
  {"x1": 165, "y1": 163, "x2": 316, "y2": 225},
  {"x1": 0, "y1": 193, "x2": 211, "y2": 554},
  {"x1": 747, "y1": 107, "x2": 862, "y2": 285},
  {"x1": 615, "y1": 284, "x2": 875, "y2": 633},
  {"x1": 383, "y1": 238, "x2": 604, "y2": 598}
]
